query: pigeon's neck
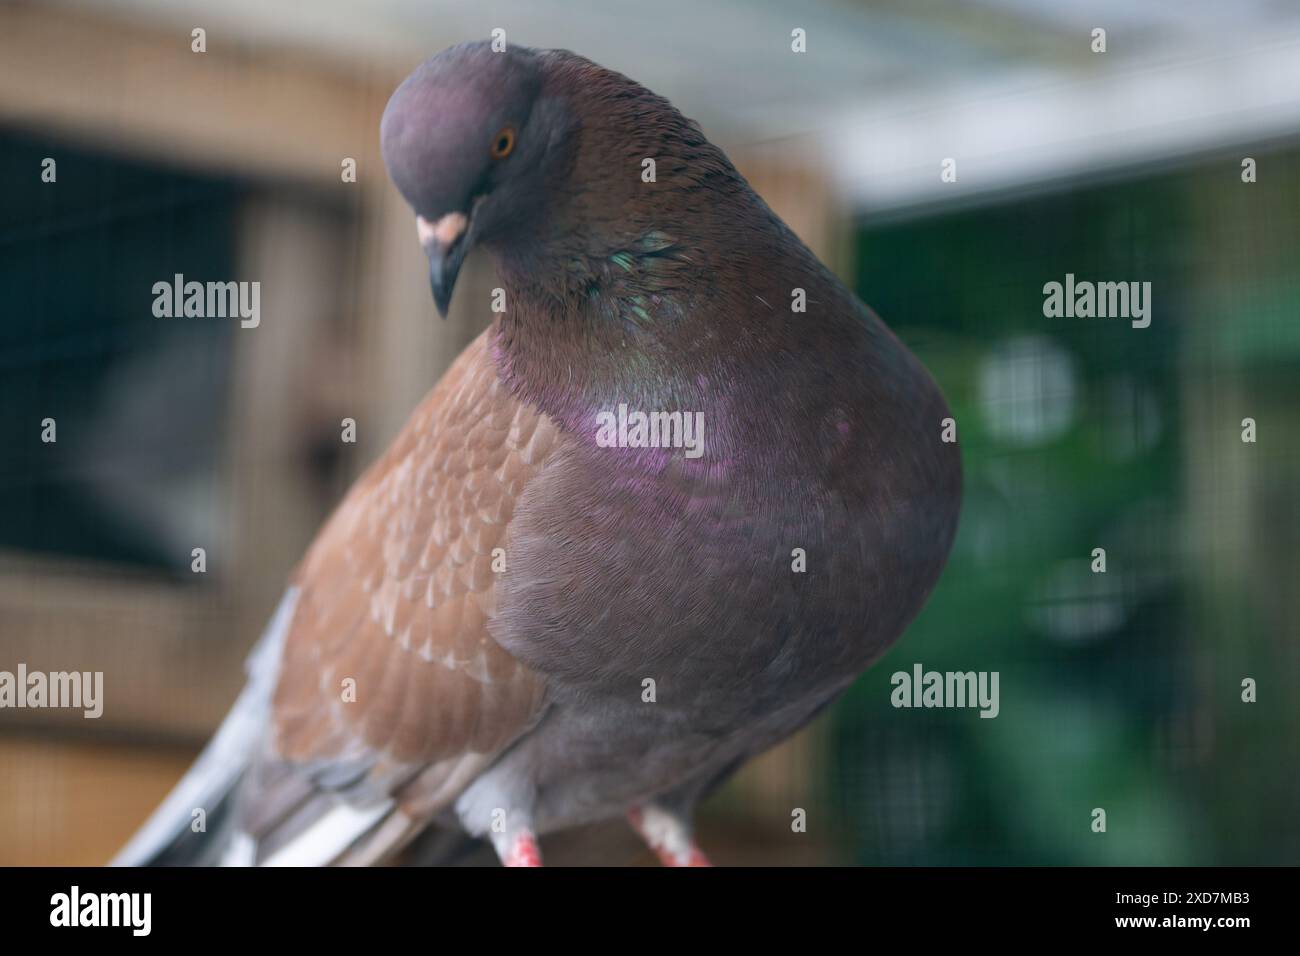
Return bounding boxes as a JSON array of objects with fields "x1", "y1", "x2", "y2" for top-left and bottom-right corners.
[
  {"x1": 487, "y1": 267, "x2": 716, "y2": 449},
  {"x1": 484, "y1": 196, "x2": 756, "y2": 444}
]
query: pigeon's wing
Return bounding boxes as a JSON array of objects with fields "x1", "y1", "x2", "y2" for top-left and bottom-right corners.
[{"x1": 243, "y1": 330, "x2": 559, "y2": 864}]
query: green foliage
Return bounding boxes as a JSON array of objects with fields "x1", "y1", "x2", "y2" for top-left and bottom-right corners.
[{"x1": 831, "y1": 147, "x2": 1300, "y2": 865}]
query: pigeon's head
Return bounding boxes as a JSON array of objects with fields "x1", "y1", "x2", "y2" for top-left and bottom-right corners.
[{"x1": 381, "y1": 42, "x2": 571, "y2": 317}]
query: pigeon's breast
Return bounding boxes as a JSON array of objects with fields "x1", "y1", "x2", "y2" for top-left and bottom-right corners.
[{"x1": 483, "y1": 325, "x2": 961, "y2": 826}]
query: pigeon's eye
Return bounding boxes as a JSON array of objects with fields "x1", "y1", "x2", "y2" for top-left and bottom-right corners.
[{"x1": 490, "y1": 127, "x2": 516, "y2": 160}]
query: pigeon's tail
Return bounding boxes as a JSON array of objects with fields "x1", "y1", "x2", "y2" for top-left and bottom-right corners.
[{"x1": 109, "y1": 589, "x2": 298, "y2": 867}]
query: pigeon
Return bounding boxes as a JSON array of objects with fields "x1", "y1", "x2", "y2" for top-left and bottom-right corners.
[{"x1": 114, "y1": 41, "x2": 961, "y2": 868}]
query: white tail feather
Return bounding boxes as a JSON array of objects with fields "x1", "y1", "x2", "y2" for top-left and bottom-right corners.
[
  {"x1": 110, "y1": 589, "x2": 299, "y2": 866},
  {"x1": 259, "y1": 801, "x2": 393, "y2": 867}
]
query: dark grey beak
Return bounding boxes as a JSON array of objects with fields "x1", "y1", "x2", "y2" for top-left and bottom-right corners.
[
  {"x1": 428, "y1": 248, "x2": 465, "y2": 318},
  {"x1": 417, "y1": 213, "x2": 470, "y2": 319}
]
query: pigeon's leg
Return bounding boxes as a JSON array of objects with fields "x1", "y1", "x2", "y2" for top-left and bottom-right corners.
[
  {"x1": 455, "y1": 775, "x2": 542, "y2": 867},
  {"x1": 627, "y1": 803, "x2": 712, "y2": 867},
  {"x1": 491, "y1": 825, "x2": 543, "y2": 867}
]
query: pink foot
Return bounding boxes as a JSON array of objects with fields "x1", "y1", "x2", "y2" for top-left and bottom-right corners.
[
  {"x1": 628, "y1": 805, "x2": 712, "y2": 867},
  {"x1": 679, "y1": 847, "x2": 713, "y2": 868},
  {"x1": 501, "y1": 830, "x2": 543, "y2": 867}
]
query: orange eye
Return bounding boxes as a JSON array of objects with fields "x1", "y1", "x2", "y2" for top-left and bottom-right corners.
[{"x1": 490, "y1": 127, "x2": 516, "y2": 159}]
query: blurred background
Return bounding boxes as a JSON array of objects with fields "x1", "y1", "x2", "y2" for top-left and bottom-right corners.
[{"x1": 1, "y1": 0, "x2": 1297, "y2": 865}]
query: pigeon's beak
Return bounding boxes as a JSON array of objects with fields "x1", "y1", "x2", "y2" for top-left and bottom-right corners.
[{"x1": 417, "y1": 212, "x2": 470, "y2": 318}]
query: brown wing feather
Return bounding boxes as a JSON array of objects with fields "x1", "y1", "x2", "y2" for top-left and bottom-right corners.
[{"x1": 269, "y1": 330, "x2": 555, "y2": 808}]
